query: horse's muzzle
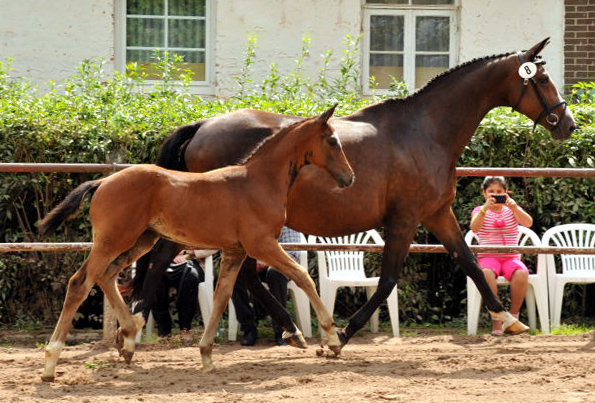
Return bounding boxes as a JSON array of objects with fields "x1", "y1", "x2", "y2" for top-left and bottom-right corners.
[{"x1": 337, "y1": 173, "x2": 355, "y2": 188}]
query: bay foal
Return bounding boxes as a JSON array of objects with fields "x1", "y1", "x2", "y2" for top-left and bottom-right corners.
[{"x1": 38, "y1": 106, "x2": 354, "y2": 381}]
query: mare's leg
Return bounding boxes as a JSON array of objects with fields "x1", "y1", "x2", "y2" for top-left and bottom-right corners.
[
  {"x1": 340, "y1": 219, "x2": 416, "y2": 346},
  {"x1": 199, "y1": 247, "x2": 246, "y2": 372},
  {"x1": 42, "y1": 251, "x2": 111, "y2": 381},
  {"x1": 131, "y1": 239, "x2": 183, "y2": 317},
  {"x1": 422, "y1": 206, "x2": 528, "y2": 334},
  {"x1": 246, "y1": 240, "x2": 337, "y2": 353},
  {"x1": 239, "y1": 258, "x2": 302, "y2": 345}
]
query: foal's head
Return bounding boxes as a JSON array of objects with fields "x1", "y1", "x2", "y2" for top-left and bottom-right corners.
[
  {"x1": 507, "y1": 38, "x2": 577, "y2": 140},
  {"x1": 302, "y1": 105, "x2": 355, "y2": 188}
]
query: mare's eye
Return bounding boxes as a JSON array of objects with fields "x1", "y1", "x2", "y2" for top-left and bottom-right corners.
[
  {"x1": 327, "y1": 137, "x2": 339, "y2": 147},
  {"x1": 538, "y1": 76, "x2": 550, "y2": 84}
]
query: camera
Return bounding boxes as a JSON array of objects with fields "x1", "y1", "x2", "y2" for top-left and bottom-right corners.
[{"x1": 493, "y1": 194, "x2": 507, "y2": 204}]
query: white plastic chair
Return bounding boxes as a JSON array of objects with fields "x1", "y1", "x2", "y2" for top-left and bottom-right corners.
[
  {"x1": 140, "y1": 254, "x2": 215, "y2": 341},
  {"x1": 228, "y1": 234, "x2": 312, "y2": 340},
  {"x1": 542, "y1": 223, "x2": 595, "y2": 330},
  {"x1": 466, "y1": 226, "x2": 550, "y2": 335},
  {"x1": 308, "y1": 229, "x2": 400, "y2": 337}
]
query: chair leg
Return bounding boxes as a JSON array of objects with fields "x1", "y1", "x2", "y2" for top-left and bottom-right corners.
[
  {"x1": 386, "y1": 286, "x2": 399, "y2": 337},
  {"x1": 319, "y1": 284, "x2": 337, "y2": 336},
  {"x1": 551, "y1": 281, "x2": 567, "y2": 331},
  {"x1": 288, "y1": 282, "x2": 312, "y2": 338},
  {"x1": 198, "y1": 283, "x2": 212, "y2": 328},
  {"x1": 525, "y1": 286, "x2": 537, "y2": 331},
  {"x1": 228, "y1": 301, "x2": 238, "y2": 341},
  {"x1": 466, "y1": 277, "x2": 482, "y2": 335},
  {"x1": 366, "y1": 286, "x2": 380, "y2": 332},
  {"x1": 534, "y1": 282, "x2": 550, "y2": 334}
]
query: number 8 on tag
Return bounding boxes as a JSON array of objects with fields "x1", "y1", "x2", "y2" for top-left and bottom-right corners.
[{"x1": 518, "y1": 62, "x2": 537, "y2": 79}]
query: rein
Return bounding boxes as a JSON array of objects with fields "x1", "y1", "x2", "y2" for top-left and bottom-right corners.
[{"x1": 511, "y1": 51, "x2": 567, "y2": 131}]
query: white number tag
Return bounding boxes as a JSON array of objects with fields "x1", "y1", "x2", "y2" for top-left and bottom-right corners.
[{"x1": 518, "y1": 62, "x2": 537, "y2": 79}]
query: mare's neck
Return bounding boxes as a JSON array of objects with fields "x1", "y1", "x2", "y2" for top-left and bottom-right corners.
[{"x1": 405, "y1": 55, "x2": 514, "y2": 160}]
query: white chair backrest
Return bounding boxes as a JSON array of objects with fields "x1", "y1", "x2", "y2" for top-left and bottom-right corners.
[
  {"x1": 541, "y1": 224, "x2": 595, "y2": 275},
  {"x1": 308, "y1": 230, "x2": 384, "y2": 281}
]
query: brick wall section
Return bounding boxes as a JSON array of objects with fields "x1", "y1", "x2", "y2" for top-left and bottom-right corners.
[{"x1": 565, "y1": 0, "x2": 595, "y2": 86}]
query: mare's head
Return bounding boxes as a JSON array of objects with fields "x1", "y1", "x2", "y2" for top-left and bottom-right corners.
[
  {"x1": 302, "y1": 105, "x2": 355, "y2": 188},
  {"x1": 506, "y1": 38, "x2": 577, "y2": 140}
]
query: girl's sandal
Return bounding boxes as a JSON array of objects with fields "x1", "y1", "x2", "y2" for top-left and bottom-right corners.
[{"x1": 491, "y1": 319, "x2": 503, "y2": 336}]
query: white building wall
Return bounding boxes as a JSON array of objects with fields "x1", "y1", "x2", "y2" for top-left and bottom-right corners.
[
  {"x1": 0, "y1": 0, "x2": 115, "y2": 87},
  {"x1": 459, "y1": 0, "x2": 565, "y2": 88},
  {"x1": 213, "y1": 0, "x2": 361, "y2": 97},
  {"x1": 0, "y1": 0, "x2": 566, "y2": 93}
]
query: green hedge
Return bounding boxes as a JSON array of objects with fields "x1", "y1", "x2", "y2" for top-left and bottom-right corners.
[{"x1": 1, "y1": 38, "x2": 594, "y2": 329}]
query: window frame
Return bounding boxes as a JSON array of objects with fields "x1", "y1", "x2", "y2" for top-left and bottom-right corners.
[
  {"x1": 114, "y1": 0, "x2": 215, "y2": 95},
  {"x1": 363, "y1": 1, "x2": 458, "y2": 95}
]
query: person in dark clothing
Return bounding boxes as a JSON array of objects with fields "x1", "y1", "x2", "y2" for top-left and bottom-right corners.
[
  {"x1": 152, "y1": 250, "x2": 204, "y2": 338},
  {"x1": 231, "y1": 227, "x2": 302, "y2": 346}
]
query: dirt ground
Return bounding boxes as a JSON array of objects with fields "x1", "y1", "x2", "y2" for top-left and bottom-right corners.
[{"x1": 2, "y1": 330, "x2": 595, "y2": 403}]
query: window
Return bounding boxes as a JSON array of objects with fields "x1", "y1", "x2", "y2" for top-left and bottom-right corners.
[
  {"x1": 363, "y1": 0, "x2": 457, "y2": 93},
  {"x1": 115, "y1": 0, "x2": 212, "y2": 90}
]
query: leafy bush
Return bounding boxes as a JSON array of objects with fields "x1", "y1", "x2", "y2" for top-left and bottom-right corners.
[{"x1": 0, "y1": 37, "x2": 594, "y2": 329}]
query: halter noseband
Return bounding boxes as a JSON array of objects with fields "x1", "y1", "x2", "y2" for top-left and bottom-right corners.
[{"x1": 511, "y1": 51, "x2": 567, "y2": 131}]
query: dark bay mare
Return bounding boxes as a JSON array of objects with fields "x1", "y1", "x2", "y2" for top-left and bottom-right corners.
[
  {"x1": 131, "y1": 38, "x2": 576, "y2": 351},
  {"x1": 38, "y1": 106, "x2": 354, "y2": 380}
]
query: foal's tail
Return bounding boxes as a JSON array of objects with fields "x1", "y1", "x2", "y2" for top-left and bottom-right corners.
[
  {"x1": 156, "y1": 121, "x2": 202, "y2": 170},
  {"x1": 38, "y1": 180, "x2": 102, "y2": 235}
]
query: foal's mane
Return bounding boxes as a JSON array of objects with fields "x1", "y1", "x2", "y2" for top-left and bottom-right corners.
[
  {"x1": 237, "y1": 119, "x2": 306, "y2": 165},
  {"x1": 384, "y1": 51, "x2": 515, "y2": 105}
]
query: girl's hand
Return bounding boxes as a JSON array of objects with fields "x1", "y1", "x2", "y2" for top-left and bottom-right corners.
[{"x1": 505, "y1": 195, "x2": 519, "y2": 209}]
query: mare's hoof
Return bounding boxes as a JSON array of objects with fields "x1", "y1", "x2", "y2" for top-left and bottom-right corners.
[
  {"x1": 284, "y1": 332, "x2": 307, "y2": 349},
  {"x1": 336, "y1": 328, "x2": 348, "y2": 346},
  {"x1": 504, "y1": 320, "x2": 530, "y2": 335},
  {"x1": 41, "y1": 375, "x2": 55, "y2": 383}
]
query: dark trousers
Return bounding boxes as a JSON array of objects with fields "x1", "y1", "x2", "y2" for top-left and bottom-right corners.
[
  {"x1": 231, "y1": 258, "x2": 289, "y2": 334},
  {"x1": 152, "y1": 260, "x2": 203, "y2": 337}
]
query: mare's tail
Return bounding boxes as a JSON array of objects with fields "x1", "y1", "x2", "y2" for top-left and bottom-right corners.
[
  {"x1": 38, "y1": 180, "x2": 102, "y2": 235},
  {"x1": 121, "y1": 121, "x2": 202, "y2": 305},
  {"x1": 156, "y1": 121, "x2": 202, "y2": 170}
]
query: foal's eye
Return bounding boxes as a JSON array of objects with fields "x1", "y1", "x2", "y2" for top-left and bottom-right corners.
[{"x1": 327, "y1": 138, "x2": 339, "y2": 147}]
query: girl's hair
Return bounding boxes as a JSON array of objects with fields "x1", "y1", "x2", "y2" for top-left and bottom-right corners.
[{"x1": 482, "y1": 176, "x2": 508, "y2": 191}]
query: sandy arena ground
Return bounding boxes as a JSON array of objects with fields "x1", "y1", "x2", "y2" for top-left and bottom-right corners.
[{"x1": 2, "y1": 330, "x2": 595, "y2": 403}]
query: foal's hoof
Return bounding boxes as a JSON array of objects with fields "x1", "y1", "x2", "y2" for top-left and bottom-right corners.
[
  {"x1": 115, "y1": 328, "x2": 124, "y2": 352},
  {"x1": 119, "y1": 349, "x2": 134, "y2": 365},
  {"x1": 283, "y1": 331, "x2": 307, "y2": 349},
  {"x1": 328, "y1": 344, "x2": 342, "y2": 357},
  {"x1": 41, "y1": 375, "x2": 55, "y2": 383},
  {"x1": 504, "y1": 320, "x2": 530, "y2": 335}
]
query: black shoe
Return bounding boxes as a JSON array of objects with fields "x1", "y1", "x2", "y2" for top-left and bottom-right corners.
[
  {"x1": 274, "y1": 331, "x2": 288, "y2": 346},
  {"x1": 241, "y1": 328, "x2": 258, "y2": 346}
]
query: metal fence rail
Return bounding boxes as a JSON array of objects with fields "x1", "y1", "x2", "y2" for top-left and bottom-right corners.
[
  {"x1": 3, "y1": 163, "x2": 595, "y2": 177},
  {"x1": 1, "y1": 242, "x2": 594, "y2": 255}
]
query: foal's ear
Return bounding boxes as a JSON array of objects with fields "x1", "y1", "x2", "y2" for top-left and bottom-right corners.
[
  {"x1": 316, "y1": 104, "x2": 337, "y2": 125},
  {"x1": 525, "y1": 37, "x2": 550, "y2": 61}
]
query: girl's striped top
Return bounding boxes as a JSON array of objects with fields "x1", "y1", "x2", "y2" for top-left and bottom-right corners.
[{"x1": 472, "y1": 205, "x2": 522, "y2": 259}]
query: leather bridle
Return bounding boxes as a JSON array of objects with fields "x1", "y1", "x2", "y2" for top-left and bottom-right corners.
[{"x1": 511, "y1": 51, "x2": 567, "y2": 131}]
